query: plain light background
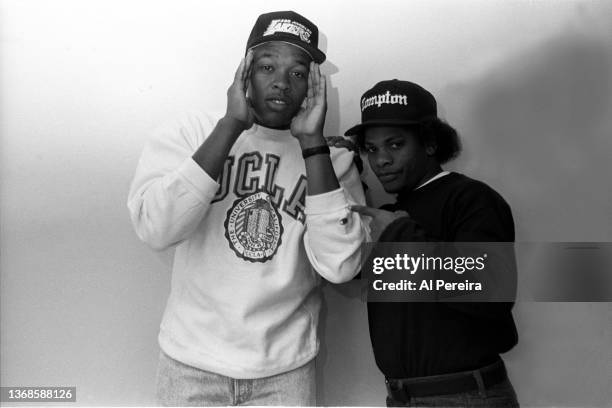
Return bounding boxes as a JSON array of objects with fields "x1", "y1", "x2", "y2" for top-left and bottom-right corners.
[{"x1": 1, "y1": 0, "x2": 611, "y2": 406}]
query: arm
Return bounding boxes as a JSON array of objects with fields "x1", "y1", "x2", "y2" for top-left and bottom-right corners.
[
  {"x1": 192, "y1": 50, "x2": 254, "y2": 179},
  {"x1": 383, "y1": 186, "x2": 516, "y2": 318},
  {"x1": 302, "y1": 148, "x2": 368, "y2": 283},
  {"x1": 127, "y1": 114, "x2": 220, "y2": 250},
  {"x1": 290, "y1": 63, "x2": 367, "y2": 282},
  {"x1": 444, "y1": 187, "x2": 517, "y2": 319},
  {"x1": 127, "y1": 53, "x2": 255, "y2": 250},
  {"x1": 352, "y1": 185, "x2": 516, "y2": 318},
  {"x1": 291, "y1": 62, "x2": 339, "y2": 195}
]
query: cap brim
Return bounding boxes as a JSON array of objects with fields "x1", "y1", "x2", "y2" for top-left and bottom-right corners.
[
  {"x1": 344, "y1": 119, "x2": 423, "y2": 136},
  {"x1": 248, "y1": 37, "x2": 326, "y2": 63}
]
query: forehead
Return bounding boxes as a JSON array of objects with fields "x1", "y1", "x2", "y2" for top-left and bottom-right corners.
[
  {"x1": 364, "y1": 126, "x2": 417, "y2": 143},
  {"x1": 251, "y1": 41, "x2": 311, "y2": 64}
]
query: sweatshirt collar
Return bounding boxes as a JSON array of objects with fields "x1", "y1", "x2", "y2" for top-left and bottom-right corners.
[
  {"x1": 248, "y1": 123, "x2": 293, "y2": 140},
  {"x1": 397, "y1": 171, "x2": 451, "y2": 203}
]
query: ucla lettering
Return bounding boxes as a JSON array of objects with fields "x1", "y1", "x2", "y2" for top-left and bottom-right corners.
[
  {"x1": 214, "y1": 152, "x2": 308, "y2": 224},
  {"x1": 264, "y1": 154, "x2": 284, "y2": 208},
  {"x1": 282, "y1": 174, "x2": 307, "y2": 223},
  {"x1": 212, "y1": 156, "x2": 235, "y2": 203},
  {"x1": 235, "y1": 152, "x2": 263, "y2": 197}
]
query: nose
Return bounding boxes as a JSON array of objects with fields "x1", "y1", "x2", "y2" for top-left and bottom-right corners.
[
  {"x1": 373, "y1": 149, "x2": 392, "y2": 169},
  {"x1": 272, "y1": 70, "x2": 290, "y2": 92}
]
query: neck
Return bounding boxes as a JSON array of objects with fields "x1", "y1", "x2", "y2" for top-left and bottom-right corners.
[
  {"x1": 397, "y1": 164, "x2": 443, "y2": 201},
  {"x1": 418, "y1": 164, "x2": 443, "y2": 188},
  {"x1": 255, "y1": 118, "x2": 290, "y2": 130}
]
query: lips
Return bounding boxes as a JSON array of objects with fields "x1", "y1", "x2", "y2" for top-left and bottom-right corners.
[
  {"x1": 265, "y1": 95, "x2": 293, "y2": 111},
  {"x1": 377, "y1": 171, "x2": 401, "y2": 183}
]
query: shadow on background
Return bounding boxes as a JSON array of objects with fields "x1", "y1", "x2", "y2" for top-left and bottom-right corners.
[{"x1": 445, "y1": 29, "x2": 612, "y2": 242}]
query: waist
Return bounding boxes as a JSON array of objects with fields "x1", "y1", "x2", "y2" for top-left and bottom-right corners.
[{"x1": 385, "y1": 358, "x2": 508, "y2": 401}]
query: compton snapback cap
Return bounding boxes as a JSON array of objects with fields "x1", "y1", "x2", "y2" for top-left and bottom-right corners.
[{"x1": 345, "y1": 79, "x2": 437, "y2": 135}]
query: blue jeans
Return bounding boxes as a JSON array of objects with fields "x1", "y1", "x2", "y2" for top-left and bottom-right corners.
[
  {"x1": 385, "y1": 378, "x2": 519, "y2": 408},
  {"x1": 155, "y1": 351, "x2": 316, "y2": 406}
]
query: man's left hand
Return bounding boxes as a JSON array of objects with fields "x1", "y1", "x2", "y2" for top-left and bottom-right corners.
[{"x1": 291, "y1": 62, "x2": 327, "y2": 146}]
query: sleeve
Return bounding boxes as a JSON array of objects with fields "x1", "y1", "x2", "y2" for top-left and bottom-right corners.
[
  {"x1": 303, "y1": 147, "x2": 370, "y2": 283},
  {"x1": 380, "y1": 183, "x2": 516, "y2": 319},
  {"x1": 443, "y1": 183, "x2": 517, "y2": 319},
  {"x1": 127, "y1": 113, "x2": 220, "y2": 250}
]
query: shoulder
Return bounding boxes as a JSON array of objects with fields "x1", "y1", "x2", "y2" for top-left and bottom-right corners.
[
  {"x1": 445, "y1": 173, "x2": 515, "y2": 235},
  {"x1": 179, "y1": 110, "x2": 221, "y2": 142},
  {"x1": 444, "y1": 173, "x2": 510, "y2": 209},
  {"x1": 150, "y1": 110, "x2": 221, "y2": 151}
]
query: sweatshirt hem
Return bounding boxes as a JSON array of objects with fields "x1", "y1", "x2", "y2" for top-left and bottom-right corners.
[{"x1": 158, "y1": 332, "x2": 319, "y2": 380}]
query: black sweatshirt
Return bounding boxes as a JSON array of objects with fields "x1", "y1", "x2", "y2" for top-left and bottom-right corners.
[{"x1": 367, "y1": 172, "x2": 518, "y2": 378}]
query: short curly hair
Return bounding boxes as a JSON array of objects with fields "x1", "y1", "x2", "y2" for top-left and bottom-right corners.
[{"x1": 355, "y1": 117, "x2": 462, "y2": 164}]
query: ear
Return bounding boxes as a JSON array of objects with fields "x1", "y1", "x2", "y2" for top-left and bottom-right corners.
[{"x1": 425, "y1": 144, "x2": 437, "y2": 156}]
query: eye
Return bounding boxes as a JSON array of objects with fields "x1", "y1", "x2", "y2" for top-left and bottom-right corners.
[
  {"x1": 390, "y1": 141, "x2": 404, "y2": 150},
  {"x1": 365, "y1": 145, "x2": 377, "y2": 153},
  {"x1": 259, "y1": 64, "x2": 273, "y2": 72},
  {"x1": 292, "y1": 70, "x2": 306, "y2": 79}
]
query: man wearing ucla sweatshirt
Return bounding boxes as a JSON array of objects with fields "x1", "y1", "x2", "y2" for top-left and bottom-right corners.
[{"x1": 127, "y1": 11, "x2": 367, "y2": 406}]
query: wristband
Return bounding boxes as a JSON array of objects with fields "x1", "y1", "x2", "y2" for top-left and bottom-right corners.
[{"x1": 302, "y1": 145, "x2": 330, "y2": 159}]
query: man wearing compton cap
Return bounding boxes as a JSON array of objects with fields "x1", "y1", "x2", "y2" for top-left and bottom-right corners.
[
  {"x1": 348, "y1": 80, "x2": 520, "y2": 407},
  {"x1": 127, "y1": 11, "x2": 367, "y2": 406}
]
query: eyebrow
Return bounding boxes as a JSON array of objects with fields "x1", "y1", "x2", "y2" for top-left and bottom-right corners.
[
  {"x1": 256, "y1": 52, "x2": 276, "y2": 60},
  {"x1": 255, "y1": 52, "x2": 309, "y2": 68},
  {"x1": 364, "y1": 135, "x2": 405, "y2": 145},
  {"x1": 293, "y1": 58, "x2": 309, "y2": 68}
]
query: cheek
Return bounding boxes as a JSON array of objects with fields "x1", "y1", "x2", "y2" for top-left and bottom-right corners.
[
  {"x1": 250, "y1": 83, "x2": 262, "y2": 98},
  {"x1": 394, "y1": 151, "x2": 413, "y2": 169},
  {"x1": 293, "y1": 80, "x2": 308, "y2": 98},
  {"x1": 249, "y1": 75, "x2": 268, "y2": 95},
  {"x1": 397, "y1": 155, "x2": 420, "y2": 180},
  {"x1": 367, "y1": 154, "x2": 376, "y2": 169}
]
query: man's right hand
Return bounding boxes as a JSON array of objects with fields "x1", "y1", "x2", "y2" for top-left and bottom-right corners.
[
  {"x1": 225, "y1": 50, "x2": 254, "y2": 129},
  {"x1": 192, "y1": 52, "x2": 254, "y2": 179}
]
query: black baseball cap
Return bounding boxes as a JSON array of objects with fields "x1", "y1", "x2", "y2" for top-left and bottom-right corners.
[
  {"x1": 345, "y1": 79, "x2": 437, "y2": 135},
  {"x1": 246, "y1": 11, "x2": 326, "y2": 64}
]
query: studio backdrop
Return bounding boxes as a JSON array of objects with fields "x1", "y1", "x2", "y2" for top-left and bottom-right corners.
[{"x1": 1, "y1": 0, "x2": 611, "y2": 406}]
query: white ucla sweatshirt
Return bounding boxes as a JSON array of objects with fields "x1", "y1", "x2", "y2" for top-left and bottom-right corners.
[{"x1": 127, "y1": 112, "x2": 367, "y2": 379}]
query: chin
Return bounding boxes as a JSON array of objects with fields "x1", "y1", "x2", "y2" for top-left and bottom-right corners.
[
  {"x1": 381, "y1": 184, "x2": 401, "y2": 194},
  {"x1": 382, "y1": 181, "x2": 414, "y2": 194},
  {"x1": 255, "y1": 107, "x2": 299, "y2": 129}
]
